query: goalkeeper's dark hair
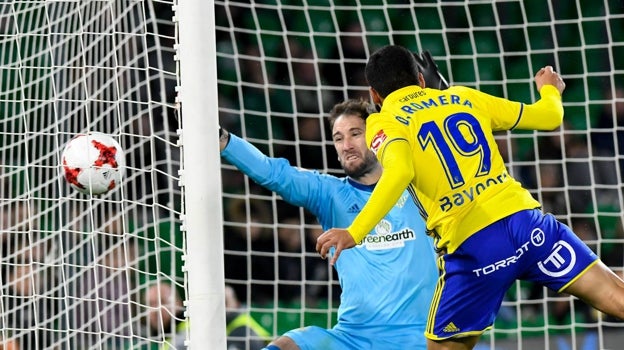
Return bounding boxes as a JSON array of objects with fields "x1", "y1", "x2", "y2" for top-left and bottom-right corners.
[
  {"x1": 327, "y1": 99, "x2": 376, "y2": 129},
  {"x1": 365, "y1": 45, "x2": 421, "y2": 98}
]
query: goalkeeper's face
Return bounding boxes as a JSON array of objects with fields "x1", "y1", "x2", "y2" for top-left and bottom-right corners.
[{"x1": 332, "y1": 114, "x2": 379, "y2": 179}]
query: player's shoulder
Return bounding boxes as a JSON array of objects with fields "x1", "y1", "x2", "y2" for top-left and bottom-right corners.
[
  {"x1": 367, "y1": 109, "x2": 399, "y2": 127},
  {"x1": 364, "y1": 111, "x2": 387, "y2": 132},
  {"x1": 315, "y1": 174, "x2": 378, "y2": 198},
  {"x1": 311, "y1": 170, "x2": 352, "y2": 189},
  {"x1": 444, "y1": 85, "x2": 477, "y2": 94},
  {"x1": 446, "y1": 85, "x2": 497, "y2": 100}
]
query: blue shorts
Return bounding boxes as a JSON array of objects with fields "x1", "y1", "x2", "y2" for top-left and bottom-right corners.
[
  {"x1": 284, "y1": 324, "x2": 427, "y2": 350},
  {"x1": 425, "y1": 209, "x2": 599, "y2": 341}
]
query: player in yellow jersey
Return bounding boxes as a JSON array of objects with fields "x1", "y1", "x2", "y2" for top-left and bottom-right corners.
[{"x1": 316, "y1": 45, "x2": 624, "y2": 350}]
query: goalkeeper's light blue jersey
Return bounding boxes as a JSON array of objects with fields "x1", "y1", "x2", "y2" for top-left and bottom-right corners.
[{"x1": 222, "y1": 134, "x2": 437, "y2": 336}]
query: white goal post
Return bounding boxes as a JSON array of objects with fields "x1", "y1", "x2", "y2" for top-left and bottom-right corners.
[
  {"x1": 1, "y1": 0, "x2": 623, "y2": 350},
  {"x1": 176, "y1": 1, "x2": 226, "y2": 349},
  {"x1": 215, "y1": 0, "x2": 624, "y2": 349},
  {"x1": 0, "y1": 1, "x2": 204, "y2": 349}
]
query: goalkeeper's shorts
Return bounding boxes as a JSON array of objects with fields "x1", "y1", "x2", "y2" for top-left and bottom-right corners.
[
  {"x1": 283, "y1": 323, "x2": 427, "y2": 350},
  {"x1": 425, "y1": 208, "x2": 599, "y2": 341}
]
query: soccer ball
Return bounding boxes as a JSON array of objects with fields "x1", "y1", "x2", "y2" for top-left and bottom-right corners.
[{"x1": 61, "y1": 133, "x2": 125, "y2": 195}]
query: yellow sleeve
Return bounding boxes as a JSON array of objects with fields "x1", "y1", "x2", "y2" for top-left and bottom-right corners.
[
  {"x1": 346, "y1": 139, "x2": 414, "y2": 242},
  {"x1": 514, "y1": 85, "x2": 564, "y2": 130}
]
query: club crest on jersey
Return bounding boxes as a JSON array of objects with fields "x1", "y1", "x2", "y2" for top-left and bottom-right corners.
[{"x1": 370, "y1": 129, "x2": 387, "y2": 154}]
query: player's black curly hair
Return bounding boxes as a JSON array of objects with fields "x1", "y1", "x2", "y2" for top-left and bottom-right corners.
[{"x1": 365, "y1": 45, "x2": 421, "y2": 98}]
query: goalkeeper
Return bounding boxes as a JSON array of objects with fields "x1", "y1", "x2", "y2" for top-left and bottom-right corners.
[
  {"x1": 316, "y1": 44, "x2": 624, "y2": 350},
  {"x1": 219, "y1": 57, "x2": 447, "y2": 349}
]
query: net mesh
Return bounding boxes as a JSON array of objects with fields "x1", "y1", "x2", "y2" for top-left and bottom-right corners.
[
  {"x1": 216, "y1": 0, "x2": 624, "y2": 348},
  {"x1": 0, "y1": 1, "x2": 181, "y2": 349}
]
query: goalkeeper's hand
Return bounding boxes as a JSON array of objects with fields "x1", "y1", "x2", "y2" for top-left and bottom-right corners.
[
  {"x1": 413, "y1": 50, "x2": 450, "y2": 90},
  {"x1": 218, "y1": 126, "x2": 230, "y2": 150}
]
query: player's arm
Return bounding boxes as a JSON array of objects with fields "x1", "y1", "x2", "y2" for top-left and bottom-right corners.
[
  {"x1": 347, "y1": 139, "x2": 413, "y2": 242},
  {"x1": 220, "y1": 129, "x2": 324, "y2": 212},
  {"x1": 513, "y1": 66, "x2": 566, "y2": 130}
]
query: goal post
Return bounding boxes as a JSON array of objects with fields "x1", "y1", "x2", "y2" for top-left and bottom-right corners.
[
  {"x1": 216, "y1": 0, "x2": 624, "y2": 349},
  {"x1": 0, "y1": 1, "x2": 190, "y2": 349},
  {"x1": 176, "y1": 0, "x2": 226, "y2": 349}
]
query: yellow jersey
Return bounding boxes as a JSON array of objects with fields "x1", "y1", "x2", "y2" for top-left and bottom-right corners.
[{"x1": 348, "y1": 84, "x2": 563, "y2": 253}]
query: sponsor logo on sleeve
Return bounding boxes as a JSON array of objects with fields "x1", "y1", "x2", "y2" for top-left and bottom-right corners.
[{"x1": 370, "y1": 129, "x2": 387, "y2": 155}]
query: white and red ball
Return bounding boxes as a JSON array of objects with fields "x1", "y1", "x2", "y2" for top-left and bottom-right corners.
[{"x1": 61, "y1": 133, "x2": 125, "y2": 195}]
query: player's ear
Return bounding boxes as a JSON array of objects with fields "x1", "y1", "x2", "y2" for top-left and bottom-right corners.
[
  {"x1": 369, "y1": 87, "x2": 382, "y2": 106},
  {"x1": 418, "y1": 72, "x2": 426, "y2": 88}
]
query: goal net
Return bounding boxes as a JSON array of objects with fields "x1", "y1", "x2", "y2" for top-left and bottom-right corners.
[
  {"x1": 0, "y1": 1, "x2": 184, "y2": 349},
  {"x1": 216, "y1": 0, "x2": 624, "y2": 349}
]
